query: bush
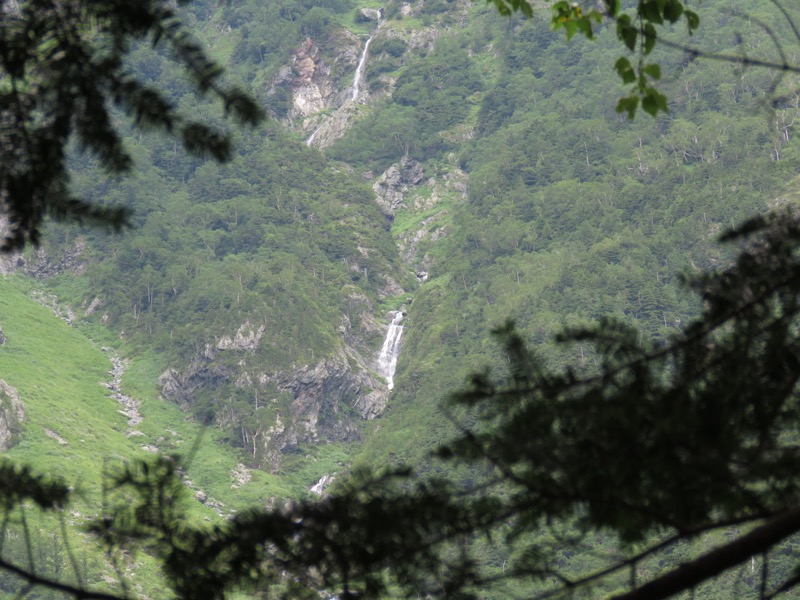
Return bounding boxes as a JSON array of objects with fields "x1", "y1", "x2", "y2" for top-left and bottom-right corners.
[
  {"x1": 372, "y1": 38, "x2": 407, "y2": 58},
  {"x1": 299, "y1": 7, "x2": 334, "y2": 38}
]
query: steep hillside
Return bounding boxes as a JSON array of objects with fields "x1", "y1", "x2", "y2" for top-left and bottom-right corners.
[
  {"x1": 3, "y1": 0, "x2": 800, "y2": 594},
  {"x1": 0, "y1": 277, "x2": 272, "y2": 596},
  {"x1": 31, "y1": 122, "x2": 411, "y2": 473},
  {"x1": 11, "y1": 0, "x2": 796, "y2": 486},
  {"x1": 324, "y1": 0, "x2": 800, "y2": 468}
]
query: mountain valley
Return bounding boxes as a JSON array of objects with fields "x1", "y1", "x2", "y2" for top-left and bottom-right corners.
[{"x1": 2, "y1": 0, "x2": 800, "y2": 596}]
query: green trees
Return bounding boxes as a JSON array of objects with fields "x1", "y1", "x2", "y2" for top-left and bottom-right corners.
[
  {"x1": 423, "y1": 213, "x2": 800, "y2": 598},
  {"x1": 319, "y1": 1, "x2": 800, "y2": 597},
  {"x1": 21, "y1": 205, "x2": 800, "y2": 599},
  {"x1": 5, "y1": 0, "x2": 800, "y2": 598},
  {"x1": 0, "y1": 0, "x2": 261, "y2": 250}
]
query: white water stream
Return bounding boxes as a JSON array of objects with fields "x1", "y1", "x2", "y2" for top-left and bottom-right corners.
[
  {"x1": 350, "y1": 32, "x2": 374, "y2": 101},
  {"x1": 305, "y1": 125, "x2": 322, "y2": 146},
  {"x1": 305, "y1": 21, "x2": 379, "y2": 145},
  {"x1": 378, "y1": 312, "x2": 404, "y2": 390}
]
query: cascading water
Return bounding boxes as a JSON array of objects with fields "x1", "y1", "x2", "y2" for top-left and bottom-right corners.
[
  {"x1": 350, "y1": 33, "x2": 375, "y2": 101},
  {"x1": 305, "y1": 125, "x2": 322, "y2": 146},
  {"x1": 377, "y1": 311, "x2": 404, "y2": 390},
  {"x1": 306, "y1": 24, "x2": 377, "y2": 145}
]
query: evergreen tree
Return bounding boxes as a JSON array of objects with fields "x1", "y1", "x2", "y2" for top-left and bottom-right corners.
[
  {"x1": 80, "y1": 213, "x2": 800, "y2": 600},
  {"x1": 0, "y1": 0, "x2": 262, "y2": 250}
]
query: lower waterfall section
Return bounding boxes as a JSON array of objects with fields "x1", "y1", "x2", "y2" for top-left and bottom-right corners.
[{"x1": 377, "y1": 311, "x2": 404, "y2": 390}]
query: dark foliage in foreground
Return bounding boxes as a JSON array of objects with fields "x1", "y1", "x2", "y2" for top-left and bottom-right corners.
[
  {"x1": 0, "y1": 0, "x2": 262, "y2": 250},
  {"x1": 5, "y1": 213, "x2": 800, "y2": 599}
]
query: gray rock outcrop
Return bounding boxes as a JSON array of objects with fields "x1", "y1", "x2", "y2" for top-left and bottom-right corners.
[
  {"x1": 158, "y1": 355, "x2": 230, "y2": 412},
  {"x1": 275, "y1": 353, "x2": 370, "y2": 438},
  {"x1": 288, "y1": 40, "x2": 336, "y2": 117},
  {"x1": 270, "y1": 32, "x2": 362, "y2": 125},
  {"x1": 358, "y1": 8, "x2": 382, "y2": 21},
  {"x1": 0, "y1": 215, "x2": 87, "y2": 277},
  {"x1": 0, "y1": 380, "x2": 25, "y2": 450},
  {"x1": 158, "y1": 316, "x2": 390, "y2": 471},
  {"x1": 217, "y1": 321, "x2": 265, "y2": 351},
  {"x1": 373, "y1": 157, "x2": 425, "y2": 213},
  {"x1": 303, "y1": 104, "x2": 364, "y2": 149}
]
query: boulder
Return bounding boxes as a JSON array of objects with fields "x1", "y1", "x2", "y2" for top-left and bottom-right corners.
[{"x1": 358, "y1": 7, "x2": 382, "y2": 21}]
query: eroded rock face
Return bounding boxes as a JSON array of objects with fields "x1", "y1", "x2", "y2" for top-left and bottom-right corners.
[
  {"x1": 276, "y1": 353, "x2": 369, "y2": 438},
  {"x1": 373, "y1": 157, "x2": 425, "y2": 213},
  {"x1": 290, "y1": 42, "x2": 335, "y2": 118},
  {"x1": 269, "y1": 14, "x2": 452, "y2": 151},
  {"x1": 0, "y1": 380, "x2": 25, "y2": 450},
  {"x1": 159, "y1": 318, "x2": 390, "y2": 471},
  {"x1": 358, "y1": 7, "x2": 382, "y2": 21},
  {"x1": 273, "y1": 34, "x2": 361, "y2": 123},
  {"x1": 251, "y1": 348, "x2": 390, "y2": 470},
  {"x1": 303, "y1": 104, "x2": 363, "y2": 149},
  {"x1": 386, "y1": 164, "x2": 468, "y2": 273},
  {"x1": 159, "y1": 322, "x2": 267, "y2": 406},
  {"x1": 160, "y1": 350, "x2": 388, "y2": 471},
  {"x1": 158, "y1": 354, "x2": 231, "y2": 412},
  {"x1": 24, "y1": 239, "x2": 88, "y2": 278},
  {"x1": 0, "y1": 216, "x2": 87, "y2": 277},
  {"x1": 217, "y1": 321, "x2": 265, "y2": 351},
  {"x1": 270, "y1": 24, "x2": 401, "y2": 148}
]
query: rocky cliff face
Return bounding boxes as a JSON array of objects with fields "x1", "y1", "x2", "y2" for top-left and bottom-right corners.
[
  {"x1": 216, "y1": 321, "x2": 265, "y2": 351},
  {"x1": 278, "y1": 36, "x2": 356, "y2": 119},
  {"x1": 269, "y1": 32, "x2": 362, "y2": 135},
  {"x1": 0, "y1": 216, "x2": 88, "y2": 277},
  {"x1": 370, "y1": 156, "x2": 468, "y2": 275},
  {"x1": 373, "y1": 157, "x2": 426, "y2": 214},
  {"x1": 269, "y1": 6, "x2": 444, "y2": 149},
  {"x1": 0, "y1": 379, "x2": 25, "y2": 450},
  {"x1": 159, "y1": 316, "x2": 390, "y2": 471}
]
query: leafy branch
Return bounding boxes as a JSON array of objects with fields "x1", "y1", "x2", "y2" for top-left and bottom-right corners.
[{"x1": 491, "y1": 0, "x2": 800, "y2": 117}]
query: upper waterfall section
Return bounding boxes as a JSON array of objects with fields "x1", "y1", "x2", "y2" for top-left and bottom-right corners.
[{"x1": 350, "y1": 32, "x2": 375, "y2": 101}]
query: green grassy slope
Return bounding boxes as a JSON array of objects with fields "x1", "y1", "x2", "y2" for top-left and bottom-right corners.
[
  {"x1": 1, "y1": 275, "x2": 338, "y2": 509},
  {"x1": 0, "y1": 277, "x2": 133, "y2": 493},
  {"x1": 0, "y1": 275, "x2": 342, "y2": 595}
]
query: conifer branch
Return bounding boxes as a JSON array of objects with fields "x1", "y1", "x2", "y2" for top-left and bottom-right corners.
[
  {"x1": 0, "y1": 554, "x2": 126, "y2": 600},
  {"x1": 611, "y1": 505, "x2": 800, "y2": 600}
]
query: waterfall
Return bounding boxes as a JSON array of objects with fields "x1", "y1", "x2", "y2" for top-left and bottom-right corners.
[
  {"x1": 306, "y1": 25, "x2": 376, "y2": 145},
  {"x1": 377, "y1": 311, "x2": 404, "y2": 390},
  {"x1": 305, "y1": 124, "x2": 322, "y2": 146},
  {"x1": 310, "y1": 474, "x2": 335, "y2": 496},
  {"x1": 350, "y1": 33, "x2": 374, "y2": 101}
]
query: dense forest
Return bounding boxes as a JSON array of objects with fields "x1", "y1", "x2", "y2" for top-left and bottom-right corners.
[{"x1": 0, "y1": 0, "x2": 799, "y2": 596}]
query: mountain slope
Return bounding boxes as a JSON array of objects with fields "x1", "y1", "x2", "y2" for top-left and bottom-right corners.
[{"x1": 3, "y1": 0, "x2": 800, "y2": 595}]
